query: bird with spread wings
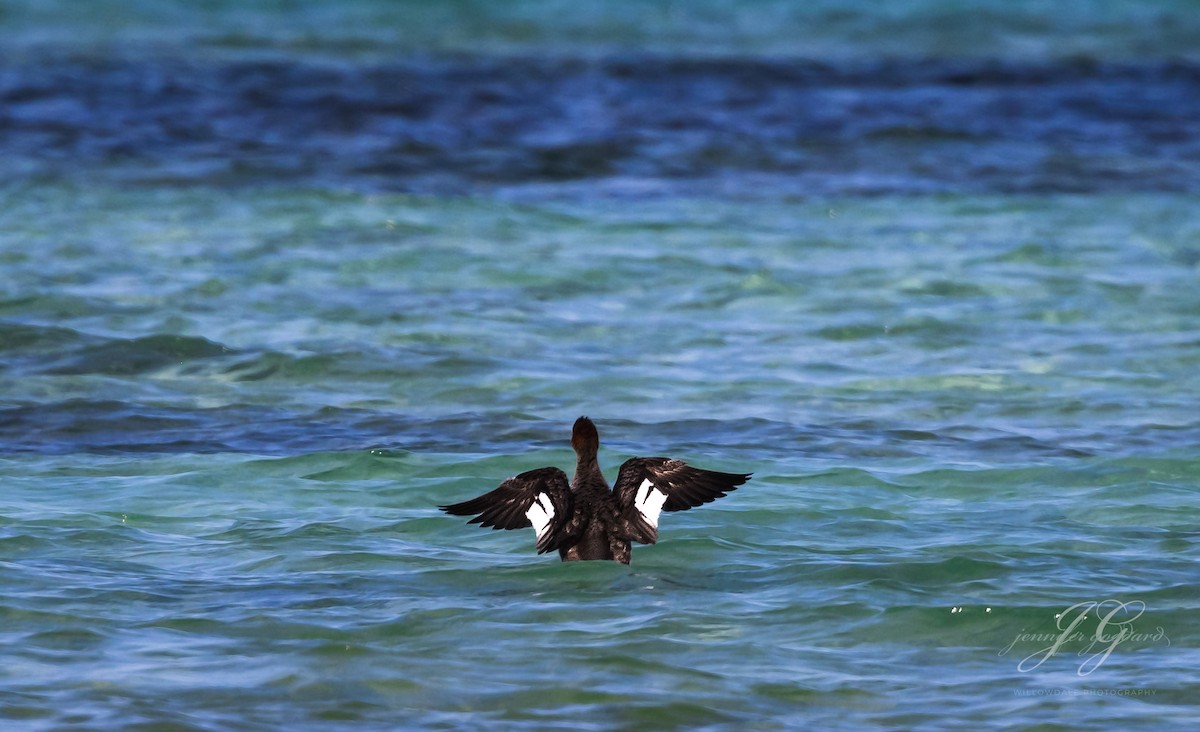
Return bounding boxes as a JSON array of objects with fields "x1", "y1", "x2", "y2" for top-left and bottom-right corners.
[{"x1": 440, "y1": 417, "x2": 750, "y2": 564}]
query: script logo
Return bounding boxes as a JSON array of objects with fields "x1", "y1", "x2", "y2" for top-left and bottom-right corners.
[{"x1": 998, "y1": 599, "x2": 1170, "y2": 676}]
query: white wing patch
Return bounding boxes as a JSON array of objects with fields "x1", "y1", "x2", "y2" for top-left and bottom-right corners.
[
  {"x1": 526, "y1": 493, "x2": 555, "y2": 541},
  {"x1": 634, "y1": 478, "x2": 668, "y2": 529}
]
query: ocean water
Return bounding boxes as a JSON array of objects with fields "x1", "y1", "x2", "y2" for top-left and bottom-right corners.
[{"x1": 2, "y1": 1, "x2": 1199, "y2": 729}]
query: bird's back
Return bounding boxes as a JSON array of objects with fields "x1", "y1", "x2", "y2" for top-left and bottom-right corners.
[{"x1": 558, "y1": 476, "x2": 631, "y2": 563}]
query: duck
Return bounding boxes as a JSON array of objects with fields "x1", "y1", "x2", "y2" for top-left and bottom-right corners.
[{"x1": 440, "y1": 416, "x2": 750, "y2": 564}]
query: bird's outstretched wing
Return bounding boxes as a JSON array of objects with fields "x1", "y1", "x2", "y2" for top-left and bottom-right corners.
[
  {"x1": 612, "y1": 457, "x2": 750, "y2": 545},
  {"x1": 439, "y1": 467, "x2": 573, "y2": 554}
]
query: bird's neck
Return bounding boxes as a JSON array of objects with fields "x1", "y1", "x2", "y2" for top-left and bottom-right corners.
[{"x1": 572, "y1": 453, "x2": 603, "y2": 488}]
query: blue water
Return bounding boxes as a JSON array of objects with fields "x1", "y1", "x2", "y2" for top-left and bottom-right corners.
[{"x1": 2, "y1": 2, "x2": 1199, "y2": 729}]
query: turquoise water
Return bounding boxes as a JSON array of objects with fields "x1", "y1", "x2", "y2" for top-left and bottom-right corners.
[{"x1": 3, "y1": 2, "x2": 1200, "y2": 730}]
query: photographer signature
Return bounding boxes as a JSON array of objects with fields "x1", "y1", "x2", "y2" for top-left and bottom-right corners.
[{"x1": 998, "y1": 600, "x2": 1170, "y2": 676}]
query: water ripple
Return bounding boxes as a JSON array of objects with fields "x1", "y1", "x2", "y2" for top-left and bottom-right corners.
[{"x1": 2, "y1": 56, "x2": 1198, "y2": 195}]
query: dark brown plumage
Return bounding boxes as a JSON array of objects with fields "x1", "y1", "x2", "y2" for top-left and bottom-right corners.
[{"x1": 440, "y1": 416, "x2": 750, "y2": 564}]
